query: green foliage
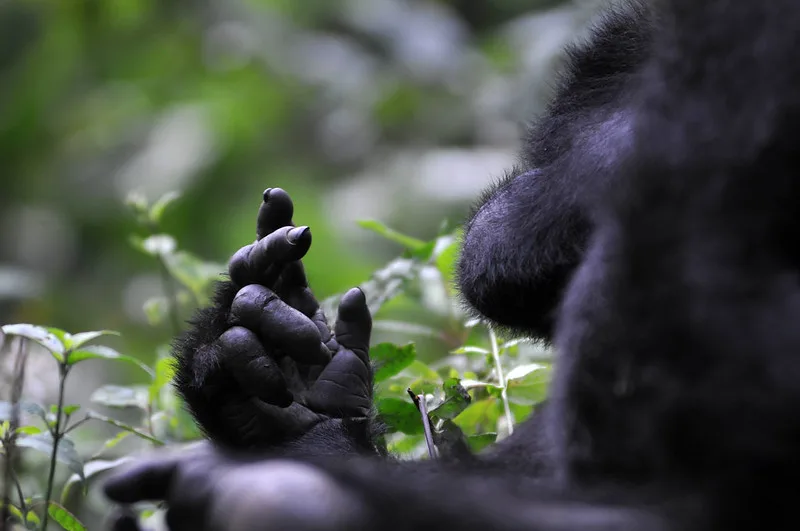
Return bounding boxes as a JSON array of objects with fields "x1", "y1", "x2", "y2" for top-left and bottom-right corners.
[
  {"x1": 357, "y1": 220, "x2": 428, "y2": 253},
  {"x1": 371, "y1": 343, "x2": 416, "y2": 383},
  {"x1": 1, "y1": 191, "x2": 555, "y2": 528},
  {"x1": 349, "y1": 220, "x2": 554, "y2": 457},
  {"x1": 1, "y1": 321, "x2": 171, "y2": 530},
  {"x1": 376, "y1": 398, "x2": 424, "y2": 435},
  {"x1": 46, "y1": 503, "x2": 86, "y2": 531}
]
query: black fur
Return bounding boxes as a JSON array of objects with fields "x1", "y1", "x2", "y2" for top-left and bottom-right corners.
[
  {"x1": 164, "y1": 0, "x2": 800, "y2": 529},
  {"x1": 458, "y1": 3, "x2": 651, "y2": 339}
]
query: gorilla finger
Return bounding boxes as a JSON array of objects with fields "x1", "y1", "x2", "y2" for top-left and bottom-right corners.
[
  {"x1": 256, "y1": 187, "x2": 294, "y2": 240},
  {"x1": 251, "y1": 226, "x2": 312, "y2": 286},
  {"x1": 269, "y1": 261, "x2": 322, "y2": 321},
  {"x1": 218, "y1": 327, "x2": 293, "y2": 406},
  {"x1": 163, "y1": 461, "x2": 217, "y2": 531},
  {"x1": 229, "y1": 229, "x2": 311, "y2": 289},
  {"x1": 307, "y1": 350, "x2": 372, "y2": 415},
  {"x1": 308, "y1": 307, "x2": 336, "y2": 350},
  {"x1": 282, "y1": 284, "x2": 321, "y2": 318},
  {"x1": 108, "y1": 507, "x2": 144, "y2": 531},
  {"x1": 104, "y1": 456, "x2": 180, "y2": 504},
  {"x1": 228, "y1": 244, "x2": 256, "y2": 288},
  {"x1": 231, "y1": 284, "x2": 330, "y2": 364},
  {"x1": 251, "y1": 400, "x2": 322, "y2": 434},
  {"x1": 334, "y1": 287, "x2": 372, "y2": 364}
]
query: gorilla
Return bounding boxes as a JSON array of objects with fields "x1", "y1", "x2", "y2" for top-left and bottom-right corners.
[{"x1": 104, "y1": 0, "x2": 800, "y2": 529}]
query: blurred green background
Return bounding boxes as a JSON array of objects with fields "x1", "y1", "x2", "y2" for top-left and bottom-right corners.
[
  {"x1": 0, "y1": 0, "x2": 606, "y2": 416},
  {"x1": 0, "y1": 0, "x2": 613, "y2": 527}
]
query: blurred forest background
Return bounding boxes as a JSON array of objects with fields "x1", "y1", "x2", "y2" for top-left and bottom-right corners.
[
  {"x1": 0, "y1": 0, "x2": 607, "y2": 526},
  {"x1": 1, "y1": 0, "x2": 607, "y2": 383}
]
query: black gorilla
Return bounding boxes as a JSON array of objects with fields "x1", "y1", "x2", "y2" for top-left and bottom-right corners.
[{"x1": 105, "y1": 0, "x2": 800, "y2": 529}]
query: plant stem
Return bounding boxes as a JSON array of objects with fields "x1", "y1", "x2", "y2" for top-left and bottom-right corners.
[
  {"x1": 489, "y1": 327, "x2": 514, "y2": 436},
  {"x1": 2, "y1": 338, "x2": 27, "y2": 527},
  {"x1": 11, "y1": 467, "x2": 28, "y2": 515},
  {"x1": 62, "y1": 415, "x2": 92, "y2": 435},
  {"x1": 42, "y1": 362, "x2": 68, "y2": 531}
]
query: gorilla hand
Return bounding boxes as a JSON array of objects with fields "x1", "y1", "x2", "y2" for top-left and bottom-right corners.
[
  {"x1": 104, "y1": 443, "x2": 369, "y2": 531},
  {"x1": 174, "y1": 188, "x2": 375, "y2": 452}
]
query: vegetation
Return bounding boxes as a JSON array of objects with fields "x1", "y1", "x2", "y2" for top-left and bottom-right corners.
[
  {"x1": 0, "y1": 0, "x2": 601, "y2": 528},
  {"x1": 1, "y1": 191, "x2": 553, "y2": 530}
]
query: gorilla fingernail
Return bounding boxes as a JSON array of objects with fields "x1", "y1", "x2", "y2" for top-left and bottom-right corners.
[
  {"x1": 287, "y1": 226, "x2": 310, "y2": 245},
  {"x1": 263, "y1": 188, "x2": 273, "y2": 202}
]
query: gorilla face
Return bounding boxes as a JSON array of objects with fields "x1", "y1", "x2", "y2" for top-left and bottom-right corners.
[
  {"x1": 457, "y1": 169, "x2": 588, "y2": 339},
  {"x1": 457, "y1": 112, "x2": 636, "y2": 340},
  {"x1": 456, "y1": 6, "x2": 648, "y2": 340}
]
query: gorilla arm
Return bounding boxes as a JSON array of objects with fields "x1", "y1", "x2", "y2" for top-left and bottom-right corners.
[{"x1": 104, "y1": 445, "x2": 671, "y2": 531}]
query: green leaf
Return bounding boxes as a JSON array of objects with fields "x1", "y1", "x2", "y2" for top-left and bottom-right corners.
[
  {"x1": 90, "y1": 385, "x2": 149, "y2": 410},
  {"x1": 460, "y1": 379, "x2": 502, "y2": 394},
  {"x1": 48, "y1": 501, "x2": 87, "y2": 531},
  {"x1": 17, "y1": 425, "x2": 43, "y2": 435},
  {"x1": 376, "y1": 397, "x2": 423, "y2": 435},
  {"x1": 65, "y1": 330, "x2": 120, "y2": 350},
  {"x1": 386, "y1": 434, "x2": 424, "y2": 455},
  {"x1": 2, "y1": 324, "x2": 65, "y2": 359},
  {"x1": 432, "y1": 418, "x2": 472, "y2": 459},
  {"x1": 61, "y1": 457, "x2": 133, "y2": 502},
  {"x1": 45, "y1": 328, "x2": 70, "y2": 347},
  {"x1": 453, "y1": 398, "x2": 499, "y2": 435},
  {"x1": 432, "y1": 233, "x2": 460, "y2": 287},
  {"x1": 0, "y1": 501, "x2": 24, "y2": 523},
  {"x1": 372, "y1": 343, "x2": 416, "y2": 383},
  {"x1": 61, "y1": 405, "x2": 80, "y2": 416},
  {"x1": 356, "y1": 220, "x2": 427, "y2": 251},
  {"x1": 508, "y1": 403, "x2": 535, "y2": 425},
  {"x1": 67, "y1": 346, "x2": 154, "y2": 377},
  {"x1": 149, "y1": 191, "x2": 181, "y2": 223},
  {"x1": 467, "y1": 432, "x2": 498, "y2": 452},
  {"x1": 391, "y1": 360, "x2": 442, "y2": 398},
  {"x1": 0, "y1": 400, "x2": 47, "y2": 423},
  {"x1": 26, "y1": 509, "x2": 42, "y2": 527},
  {"x1": 17, "y1": 433, "x2": 84, "y2": 482},
  {"x1": 97, "y1": 430, "x2": 132, "y2": 453},
  {"x1": 506, "y1": 366, "x2": 552, "y2": 406},
  {"x1": 499, "y1": 338, "x2": 528, "y2": 351},
  {"x1": 321, "y1": 257, "x2": 417, "y2": 318},
  {"x1": 452, "y1": 345, "x2": 490, "y2": 355},
  {"x1": 399, "y1": 360, "x2": 441, "y2": 382},
  {"x1": 505, "y1": 363, "x2": 548, "y2": 381},
  {"x1": 429, "y1": 378, "x2": 471, "y2": 420},
  {"x1": 149, "y1": 357, "x2": 176, "y2": 402}
]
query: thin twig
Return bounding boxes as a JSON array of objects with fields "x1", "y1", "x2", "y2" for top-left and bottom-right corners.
[
  {"x1": 62, "y1": 415, "x2": 92, "y2": 436},
  {"x1": 10, "y1": 468, "x2": 27, "y2": 516},
  {"x1": 489, "y1": 327, "x2": 514, "y2": 436},
  {"x1": 407, "y1": 389, "x2": 438, "y2": 460}
]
